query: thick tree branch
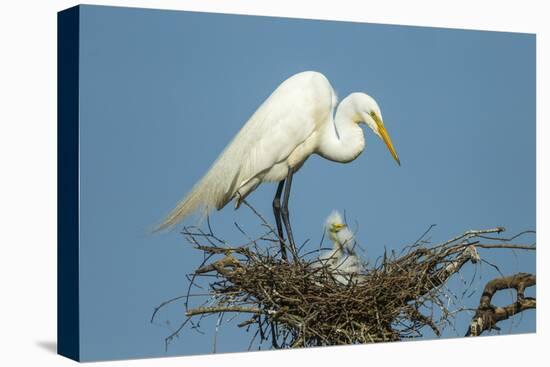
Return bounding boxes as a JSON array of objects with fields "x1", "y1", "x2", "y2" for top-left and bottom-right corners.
[{"x1": 467, "y1": 273, "x2": 536, "y2": 336}]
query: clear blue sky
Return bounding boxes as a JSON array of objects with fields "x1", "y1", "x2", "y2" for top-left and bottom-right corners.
[{"x1": 77, "y1": 5, "x2": 535, "y2": 361}]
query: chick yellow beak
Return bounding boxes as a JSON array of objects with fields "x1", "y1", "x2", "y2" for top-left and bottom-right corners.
[
  {"x1": 373, "y1": 114, "x2": 400, "y2": 166},
  {"x1": 330, "y1": 223, "x2": 346, "y2": 232}
]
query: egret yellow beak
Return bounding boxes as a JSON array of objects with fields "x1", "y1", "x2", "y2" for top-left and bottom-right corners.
[
  {"x1": 330, "y1": 223, "x2": 346, "y2": 232},
  {"x1": 372, "y1": 113, "x2": 400, "y2": 166}
]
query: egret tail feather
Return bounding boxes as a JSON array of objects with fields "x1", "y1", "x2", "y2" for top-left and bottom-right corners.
[
  {"x1": 152, "y1": 152, "x2": 241, "y2": 232},
  {"x1": 152, "y1": 183, "x2": 210, "y2": 232}
]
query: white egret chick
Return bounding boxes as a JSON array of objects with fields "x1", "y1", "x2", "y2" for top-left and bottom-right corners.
[
  {"x1": 335, "y1": 251, "x2": 365, "y2": 285},
  {"x1": 154, "y1": 71, "x2": 400, "y2": 261},
  {"x1": 313, "y1": 211, "x2": 347, "y2": 269},
  {"x1": 316, "y1": 211, "x2": 366, "y2": 285}
]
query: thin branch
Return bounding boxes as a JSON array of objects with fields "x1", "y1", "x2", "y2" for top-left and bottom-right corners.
[
  {"x1": 187, "y1": 306, "x2": 264, "y2": 317},
  {"x1": 474, "y1": 243, "x2": 536, "y2": 251}
]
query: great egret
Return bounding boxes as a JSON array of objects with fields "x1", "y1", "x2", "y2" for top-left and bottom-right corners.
[
  {"x1": 317, "y1": 210, "x2": 365, "y2": 285},
  {"x1": 154, "y1": 71, "x2": 400, "y2": 260}
]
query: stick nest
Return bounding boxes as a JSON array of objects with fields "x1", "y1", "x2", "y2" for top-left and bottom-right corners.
[{"x1": 154, "y1": 204, "x2": 535, "y2": 350}]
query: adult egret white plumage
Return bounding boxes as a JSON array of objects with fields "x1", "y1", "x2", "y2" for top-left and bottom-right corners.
[{"x1": 155, "y1": 71, "x2": 400, "y2": 260}]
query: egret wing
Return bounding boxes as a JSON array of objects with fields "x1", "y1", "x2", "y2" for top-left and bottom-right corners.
[{"x1": 154, "y1": 71, "x2": 335, "y2": 231}]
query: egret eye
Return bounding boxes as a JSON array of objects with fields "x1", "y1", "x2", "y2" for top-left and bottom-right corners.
[{"x1": 368, "y1": 111, "x2": 381, "y2": 124}]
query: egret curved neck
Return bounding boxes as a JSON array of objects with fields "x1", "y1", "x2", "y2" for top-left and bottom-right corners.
[{"x1": 317, "y1": 100, "x2": 365, "y2": 163}]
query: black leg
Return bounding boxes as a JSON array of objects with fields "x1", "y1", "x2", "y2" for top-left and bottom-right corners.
[
  {"x1": 281, "y1": 168, "x2": 298, "y2": 261},
  {"x1": 272, "y1": 180, "x2": 287, "y2": 260}
]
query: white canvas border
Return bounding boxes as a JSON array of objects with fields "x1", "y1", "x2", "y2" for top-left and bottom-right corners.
[{"x1": 0, "y1": 1, "x2": 546, "y2": 366}]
